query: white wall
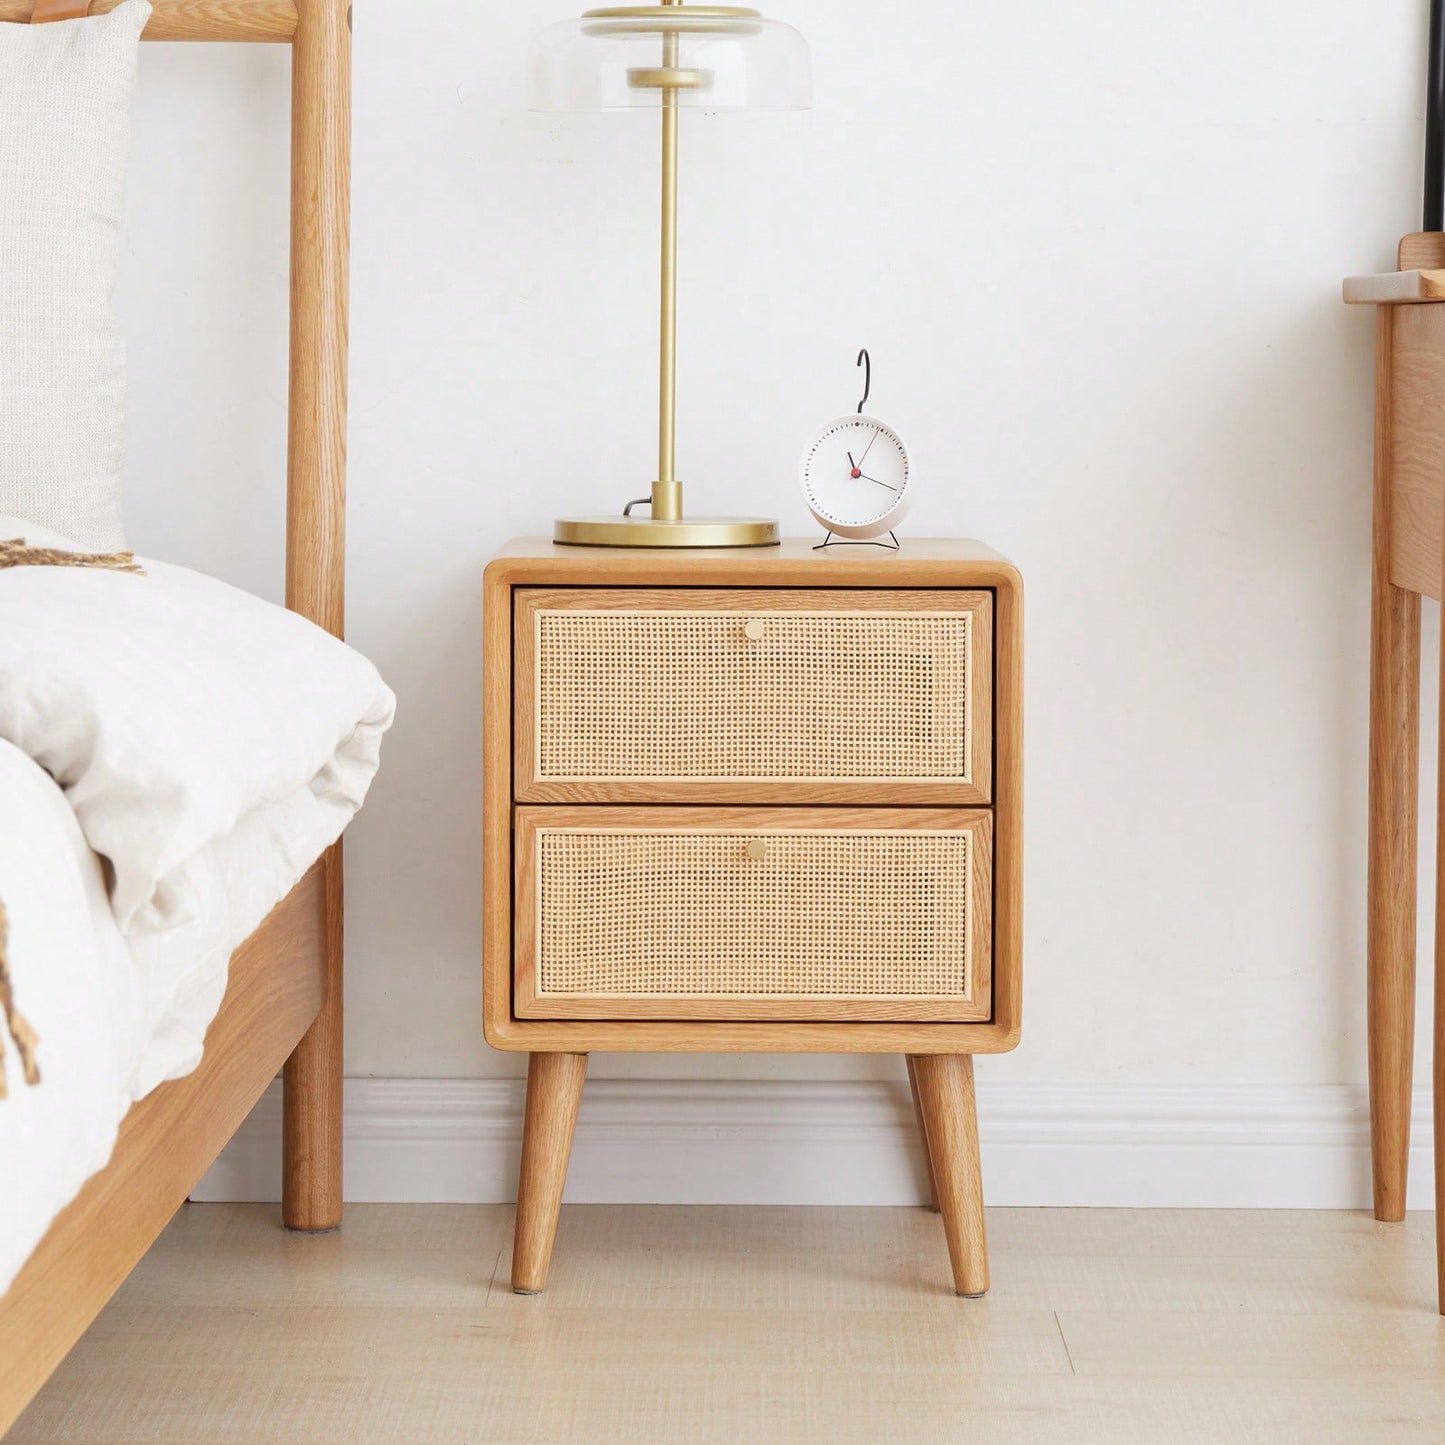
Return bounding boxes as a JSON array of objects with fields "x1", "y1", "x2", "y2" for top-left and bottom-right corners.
[{"x1": 119, "y1": 1, "x2": 1439, "y2": 1144}]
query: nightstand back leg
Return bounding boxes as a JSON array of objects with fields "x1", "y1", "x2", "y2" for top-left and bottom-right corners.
[
  {"x1": 904, "y1": 1055, "x2": 940, "y2": 1212},
  {"x1": 512, "y1": 1051, "x2": 588, "y2": 1294},
  {"x1": 911, "y1": 1054, "x2": 988, "y2": 1297}
]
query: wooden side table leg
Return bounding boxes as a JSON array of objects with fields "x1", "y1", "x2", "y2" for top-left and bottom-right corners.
[
  {"x1": 905, "y1": 1056, "x2": 940, "y2": 1212},
  {"x1": 1436, "y1": 932, "x2": 1444, "y2": 1314},
  {"x1": 911, "y1": 1054, "x2": 988, "y2": 1297},
  {"x1": 512, "y1": 1051, "x2": 588, "y2": 1295},
  {"x1": 1435, "y1": 611, "x2": 1445, "y2": 1313},
  {"x1": 1368, "y1": 305, "x2": 1422, "y2": 1224}
]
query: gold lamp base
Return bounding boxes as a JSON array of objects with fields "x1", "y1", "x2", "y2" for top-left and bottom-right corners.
[{"x1": 554, "y1": 514, "x2": 780, "y2": 547}]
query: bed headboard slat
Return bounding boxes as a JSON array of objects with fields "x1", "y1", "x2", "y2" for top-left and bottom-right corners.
[
  {"x1": 286, "y1": 0, "x2": 348, "y2": 644},
  {"x1": 0, "y1": 0, "x2": 297, "y2": 41}
]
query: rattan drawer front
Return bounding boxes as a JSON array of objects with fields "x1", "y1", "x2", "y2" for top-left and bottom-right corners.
[
  {"x1": 514, "y1": 588, "x2": 992, "y2": 804},
  {"x1": 514, "y1": 806, "x2": 992, "y2": 1021}
]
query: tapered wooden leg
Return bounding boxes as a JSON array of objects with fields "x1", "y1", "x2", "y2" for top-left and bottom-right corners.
[
  {"x1": 905, "y1": 1056, "x2": 939, "y2": 1212},
  {"x1": 283, "y1": 844, "x2": 343, "y2": 1232},
  {"x1": 1368, "y1": 305, "x2": 1421, "y2": 1224},
  {"x1": 1434, "y1": 605, "x2": 1445, "y2": 1312},
  {"x1": 513, "y1": 1051, "x2": 588, "y2": 1295},
  {"x1": 1435, "y1": 927, "x2": 1444, "y2": 1314},
  {"x1": 910, "y1": 1054, "x2": 988, "y2": 1297}
]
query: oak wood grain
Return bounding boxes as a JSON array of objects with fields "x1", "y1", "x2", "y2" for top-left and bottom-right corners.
[
  {"x1": 1367, "y1": 304, "x2": 1422, "y2": 1224},
  {"x1": 481, "y1": 542, "x2": 1024, "y2": 1057},
  {"x1": 905, "y1": 1056, "x2": 940, "y2": 1211},
  {"x1": 912, "y1": 1053, "x2": 989, "y2": 1296},
  {"x1": 281, "y1": 0, "x2": 350, "y2": 1233},
  {"x1": 512, "y1": 1052, "x2": 588, "y2": 1294},
  {"x1": 1398, "y1": 232, "x2": 1445, "y2": 270},
  {"x1": 1383, "y1": 304, "x2": 1445, "y2": 600},
  {"x1": 1343, "y1": 270, "x2": 1445, "y2": 305}
]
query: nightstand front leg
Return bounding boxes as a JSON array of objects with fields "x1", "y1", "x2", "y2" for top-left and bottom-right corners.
[
  {"x1": 904, "y1": 1055, "x2": 940, "y2": 1212},
  {"x1": 910, "y1": 1054, "x2": 988, "y2": 1297},
  {"x1": 512, "y1": 1051, "x2": 588, "y2": 1294}
]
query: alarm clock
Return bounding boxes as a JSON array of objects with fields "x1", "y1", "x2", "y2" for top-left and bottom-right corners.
[{"x1": 799, "y1": 351, "x2": 910, "y2": 547}]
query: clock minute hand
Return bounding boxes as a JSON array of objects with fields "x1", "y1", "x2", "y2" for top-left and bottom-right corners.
[{"x1": 860, "y1": 473, "x2": 897, "y2": 492}]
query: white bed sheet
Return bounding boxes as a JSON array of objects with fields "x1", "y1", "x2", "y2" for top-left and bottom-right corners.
[
  {"x1": 0, "y1": 740, "x2": 136, "y2": 1295},
  {"x1": 0, "y1": 520, "x2": 395, "y2": 1296}
]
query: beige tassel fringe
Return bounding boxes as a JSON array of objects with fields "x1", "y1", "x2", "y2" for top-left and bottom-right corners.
[
  {"x1": 0, "y1": 538, "x2": 144, "y2": 575},
  {"x1": 0, "y1": 901, "x2": 42, "y2": 1099}
]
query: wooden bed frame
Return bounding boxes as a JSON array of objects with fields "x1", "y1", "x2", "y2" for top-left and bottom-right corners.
[{"x1": 0, "y1": 0, "x2": 350, "y2": 1431}]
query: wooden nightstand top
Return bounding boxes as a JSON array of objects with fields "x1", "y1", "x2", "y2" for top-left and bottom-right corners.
[{"x1": 485, "y1": 537, "x2": 1022, "y2": 591}]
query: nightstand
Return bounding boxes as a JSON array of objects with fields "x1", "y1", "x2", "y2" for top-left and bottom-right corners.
[{"x1": 483, "y1": 539, "x2": 1022, "y2": 1295}]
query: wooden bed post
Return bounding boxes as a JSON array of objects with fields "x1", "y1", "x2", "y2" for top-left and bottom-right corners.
[{"x1": 281, "y1": 0, "x2": 350, "y2": 1233}]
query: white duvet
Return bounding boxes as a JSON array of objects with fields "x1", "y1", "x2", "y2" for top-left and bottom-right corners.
[{"x1": 0, "y1": 517, "x2": 394, "y2": 1294}]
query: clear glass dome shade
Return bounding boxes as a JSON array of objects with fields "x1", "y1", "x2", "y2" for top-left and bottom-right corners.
[{"x1": 528, "y1": 6, "x2": 811, "y2": 112}]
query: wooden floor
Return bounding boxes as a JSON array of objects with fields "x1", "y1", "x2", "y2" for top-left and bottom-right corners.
[{"x1": 10, "y1": 1204, "x2": 1445, "y2": 1443}]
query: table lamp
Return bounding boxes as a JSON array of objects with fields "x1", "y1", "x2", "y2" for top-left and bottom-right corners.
[{"x1": 530, "y1": 2, "x2": 811, "y2": 547}]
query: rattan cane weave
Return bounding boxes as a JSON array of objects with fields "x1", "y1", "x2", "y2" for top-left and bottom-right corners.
[
  {"x1": 534, "y1": 606, "x2": 974, "y2": 783},
  {"x1": 534, "y1": 825, "x2": 978, "y2": 1008}
]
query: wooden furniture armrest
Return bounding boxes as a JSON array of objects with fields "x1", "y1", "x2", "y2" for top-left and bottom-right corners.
[{"x1": 1344, "y1": 270, "x2": 1445, "y2": 305}]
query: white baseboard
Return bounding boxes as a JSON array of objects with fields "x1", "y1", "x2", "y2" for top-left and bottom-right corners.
[{"x1": 192, "y1": 1078, "x2": 1437, "y2": 1210}]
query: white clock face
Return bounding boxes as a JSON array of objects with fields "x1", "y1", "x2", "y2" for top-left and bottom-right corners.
[{"x1": 800, "y1": 414, "x2": 910, "y2": 539}]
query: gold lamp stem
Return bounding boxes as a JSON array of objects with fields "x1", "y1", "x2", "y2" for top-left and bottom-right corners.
[
  {"x1": 653, "y1": 0, "x2": 682, "y2": 521},
  {"x1": 550, "y1": 0, "x2": 780, "y2": 547}
]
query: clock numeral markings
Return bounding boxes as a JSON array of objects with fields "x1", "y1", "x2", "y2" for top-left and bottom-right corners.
[{"x1": 804, "y1": 417, "x2": 907, "y2": 528}]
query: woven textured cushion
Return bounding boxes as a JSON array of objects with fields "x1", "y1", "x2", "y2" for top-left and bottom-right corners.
[{"x1": 0, "y1": 0, "x2": 150, "y2": 550}]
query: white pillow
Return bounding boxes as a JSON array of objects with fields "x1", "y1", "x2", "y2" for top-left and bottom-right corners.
[
  {"x1": 0, "y1": 0, "x2": 151, "y2": 551},
  {"x1": 0, "y1": 511, "x2": 86, "y2": 551}
]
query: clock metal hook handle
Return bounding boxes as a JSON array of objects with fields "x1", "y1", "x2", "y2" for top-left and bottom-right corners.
[{"x1": 856, "y1": 349, "x2": 871, "y2": 414}]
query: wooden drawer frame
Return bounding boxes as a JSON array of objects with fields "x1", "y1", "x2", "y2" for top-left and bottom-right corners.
[
  {"x1": 483, "y1": 539, "x2": 1024, "y2": 1056},
  {"x1": 514, "y1": 805, "x2": 993, "y2": 1022},
  {"x1": 514, "y1": 587, "x2": 993, "y2": 806}
]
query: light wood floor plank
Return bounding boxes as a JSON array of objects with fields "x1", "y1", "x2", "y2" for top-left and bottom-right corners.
[
  {"x1": 1056, "y1": 1308, "x2": 1445, "y2": 1379},
  {"x1": 12, "y1": 1205, "x2": 1445, "y2": 1444}
]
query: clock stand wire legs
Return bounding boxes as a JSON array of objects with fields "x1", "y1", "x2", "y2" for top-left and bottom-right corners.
[{"x1": 813, "y1": 531, "x2": 900, "y2": 552}]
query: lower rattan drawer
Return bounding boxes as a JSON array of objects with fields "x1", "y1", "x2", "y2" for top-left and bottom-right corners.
[{"x1": 513, "y1": 806, "x2": 992, "y2": 1022}]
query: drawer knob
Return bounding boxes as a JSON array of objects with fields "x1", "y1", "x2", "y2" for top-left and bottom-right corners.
[
  {"x1": 743, "y1": 618, "x2": 766, "y2": 641},
  {"x1": 746, "y1": 839, "x2": 769, "y2": 862}
]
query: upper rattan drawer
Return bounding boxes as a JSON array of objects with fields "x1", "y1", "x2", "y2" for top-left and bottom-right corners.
[{"x1": 514, "y1": 588, "x2": 992, "y2": 804}]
